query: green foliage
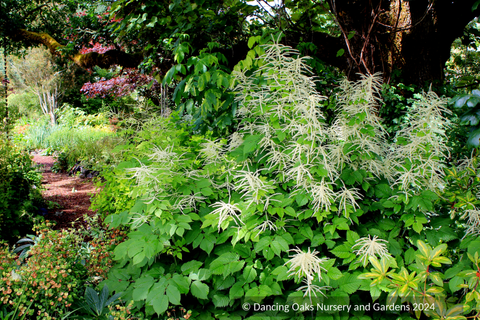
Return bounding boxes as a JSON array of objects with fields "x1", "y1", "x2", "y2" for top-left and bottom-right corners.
[
  {"x1": 6, "y1": 91, "x2": 41, "y2": 120},
  {"x1": 446, "y1": 19, "x2": 480, "y2": 90},
  {"x1": 77, "y1": 285, "x2": 123, "y2": 319},
  {"x1": 12, "y1": 105, "x2": 123, "y2": 173},
  {"x1": 168, "y1": 46, "x2": 238, "y2": 134},
  {"x1": 0, "y1": 136, "x2": 42, "y2": 243},
  {"x1": 0, "y1": 220, "x2": 126, "y2": 320},
  {"x1": 93, "y1": 40, "x2": 480, "y2": 319},
  {"x1": 450, "y1": 89, "x2": 480, "y2": 147}
]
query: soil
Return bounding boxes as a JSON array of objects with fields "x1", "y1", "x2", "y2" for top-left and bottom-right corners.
[{"x1": 32, "y1": 153, "x2": 100, "y2": 230}]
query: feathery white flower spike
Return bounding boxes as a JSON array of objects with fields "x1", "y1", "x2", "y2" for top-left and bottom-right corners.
[
  {"x1": 147, "y1": 145, "x2": 179, "y2": 167},
  {"x1": 336, "y1": 185, "x2": 362, "y2": 217},
  {"x1": 199, "y1": 139, "x2": 225, "y2": 164},
  {"x1": 460, "y1": 208, "x2": 480, "y2": 238},
  {"x1": 125, "y1": 157, "x2": 160, "y2": 185},
  {"x1": 210, "y1": 201, "x2": 244, "y2": 231},
  {"x1": 297, "y1": 278, "x2": 330, "y2": 298},
  {"x1": 309, "y1": 180, "x2": 336, "y2": 213},
  {"x1": 285, "y1": 247, "x2": 328, "y2": 282},
  {"x1": 352, "y1": 235, "x2": 391, "y2": 266},
  {"x1": 234, "y1": 170, "x2": 275, "y2": 203}
]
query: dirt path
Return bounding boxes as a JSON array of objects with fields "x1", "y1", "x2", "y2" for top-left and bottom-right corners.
[{"x1": 33, "y1": 154, "x2": 100, "y2": 229}]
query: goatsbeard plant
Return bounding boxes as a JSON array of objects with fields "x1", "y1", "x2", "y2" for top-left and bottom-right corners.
[{"x1": 94, "y1": 37, "x2": 479, "y2": 320}]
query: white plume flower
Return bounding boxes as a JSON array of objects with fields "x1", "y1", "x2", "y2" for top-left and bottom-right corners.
[
  {"x1": 352, "y1": 235, "x2": 391, "y2": 266},
  {"x1": 147, "y1": 145, "x2": 179, "y2": 167},
  {"x1": 227, "y1": 132, "x2": 244, "y2": 151},
  {"x1": 234, "y1": 170, "x2": 275, "y2": 203},
  {"x1": 285, "y1": 247, "x2": 328, "y2": 282},
  {"x1": 460, "y1": 208, "x2": 480, "y2": 238},
  {"x1": 199, "y1": 139, "x2": 225, "y2": 164},
  {"x1": 336, "y1": 186, "x2": 362, "y2": 217},
  {"x1": 309, "y1": 179, "x2": 336, "y2": 213},
  {"x1": 125, "y1": 157, "x2": 160, "y2": 185},
  {"x1": 297, "y1": 279, "x2": 330, "y2": 298},
  {"x1": 210, "y1": 201, "x2": 244, "y2": 231}
]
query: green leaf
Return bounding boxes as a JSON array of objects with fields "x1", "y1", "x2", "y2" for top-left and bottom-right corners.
[
  {"x1": 449, "y1": 276, "x2": 464, "y2": 293},
  {"x1": 212, "y1": 293, "x2": 230, "y2": 307},
  {"x1": 327, "y1": 267, "x2": 343, "y2": 280},
  {"x1": 429, "y1": 272, "x2": 443, "y2": 287},
  {"x1": 338, "y1": 273, "x2": 362, "y2": 294},
  {"x1": 276, "y1": 129, "x2": 286, "y2": 142},
  {"x1": 243, "y1": 265, "x2": 257, "y2": 283},
  {"x1": 473, "y1": 0, "x2": 480, "y2": 11},
  {"x1": 336, "y1": 48, "x2": 345, "y2": 57},
  {"x1": 166, "y1": 283, "x2": 181, "y2": 305},
  {"x1": 271, "y1": 236, "x2": 289, "y2": 256},
  {"x1": 191, "y1": 280, "x2": 209, "y2": 300},
  {"x1": 243, "y1": 135, "x2": 263, "y2": 155},
  {"x1": 181, "y1": 260, "x2": 203, "y2": 275},
  {"x1": 132, "y1": 276, "x2": 154, "y2": 301},
  {"x1": 147, "y1": 280, "x2": 168, "y2": 315},
  {"x1": 201, "y1": 187, "x2": 213, "y2": 196},
  {"x1": 200, "y1": 236, "x2": 215, "y2": 254},
  {"x1": 229, "y1": 282, "x2": 245, "y2": 300},
  {"x1": 163, "y1": 66, "x2": 177, "y2": 85},
  {"x1": 209, "y1": 252, "x2": 244, "y2": 278},
  {"x1": 412, "y1": 221, "x2": 423, "y2": 234},
  {"x1": 272, "y1": 266, "x2": 289, "y2": 281},
  {"x1": 331, "y1": 244, "x2": 354, "y2": 259}
]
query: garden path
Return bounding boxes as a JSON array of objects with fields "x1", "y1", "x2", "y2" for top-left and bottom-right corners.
[{"x1": 32, "y1": 154, "x2": 100, "y2": 230}]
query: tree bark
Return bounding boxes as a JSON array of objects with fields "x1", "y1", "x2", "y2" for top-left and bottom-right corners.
[{"x1": 307, "y1": 0, "x2": 480, "y2": 85}]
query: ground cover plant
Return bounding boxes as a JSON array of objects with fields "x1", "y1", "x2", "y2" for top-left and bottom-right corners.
[
  {"x1": 91, "y1": 40, "x2": 480, "y2": 319},
  {"x1": 0, "y1": 218, "x2": 131, "y2": 320}
]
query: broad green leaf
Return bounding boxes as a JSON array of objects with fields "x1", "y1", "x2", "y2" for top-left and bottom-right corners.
[
  {"x1": 166, "y1": 283, "x2": 181, "y2": 305},
  {"x1": 191, "y1": 280, "x2": 209, "y2": 300},
  {"x1": 132, "y1": 276, "x2": 154, "y2": 301},
  {"x1": 331, "y1": 244, "x2": 354, "y2": 259},
  {"x1": 229, "y1": 282, "x2": 244, "y2": 300},
  {"x1": 243, "y1": 265, "x2": 257, "y2": 283}
]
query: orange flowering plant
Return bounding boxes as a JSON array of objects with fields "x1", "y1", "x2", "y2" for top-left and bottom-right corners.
[{"x1": 0, "y1": 220, "x2": 125, "y2": 320}]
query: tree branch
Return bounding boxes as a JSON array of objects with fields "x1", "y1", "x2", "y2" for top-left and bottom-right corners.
[{"x1": 12, "y1": 29, "x2": 143, "y2": 69}]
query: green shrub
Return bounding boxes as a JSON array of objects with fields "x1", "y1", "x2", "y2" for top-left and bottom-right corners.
[
  {"x1": 7, "y1": 91, "x2": 42, "y2": 120},
  {"x1": 94, "y1": 41, "x2": 480, "y2": 319},
  {"x1": 0, "y1": 137, "x2": 42, "y2": 243}
]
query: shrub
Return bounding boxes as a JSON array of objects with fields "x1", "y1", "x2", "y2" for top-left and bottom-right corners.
[
  {"x1": 0, "y1": 219, "x2": 126, "y2": 320},
  {"x1": 0, "y1": 137, "x2": 42, "y2": 243},
  {"x1": 7, "y1": 91, "x2": 42, "y2": 120},
  {"x1": 94, "y1": 40, "x2": 480, "y2": 319}
]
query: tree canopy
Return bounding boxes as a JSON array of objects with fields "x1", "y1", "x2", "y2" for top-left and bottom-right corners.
[{"x1": 2, "y1": 0, "x2": 480, "y2": 87}]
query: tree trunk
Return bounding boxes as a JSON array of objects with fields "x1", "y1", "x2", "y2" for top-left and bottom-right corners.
[
  {"x1": 37, "y1": 87, "x2": 58, "y2": 125},
  {"x1": 311, "y1": 0, "x2": 480, "y2": 85}
]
